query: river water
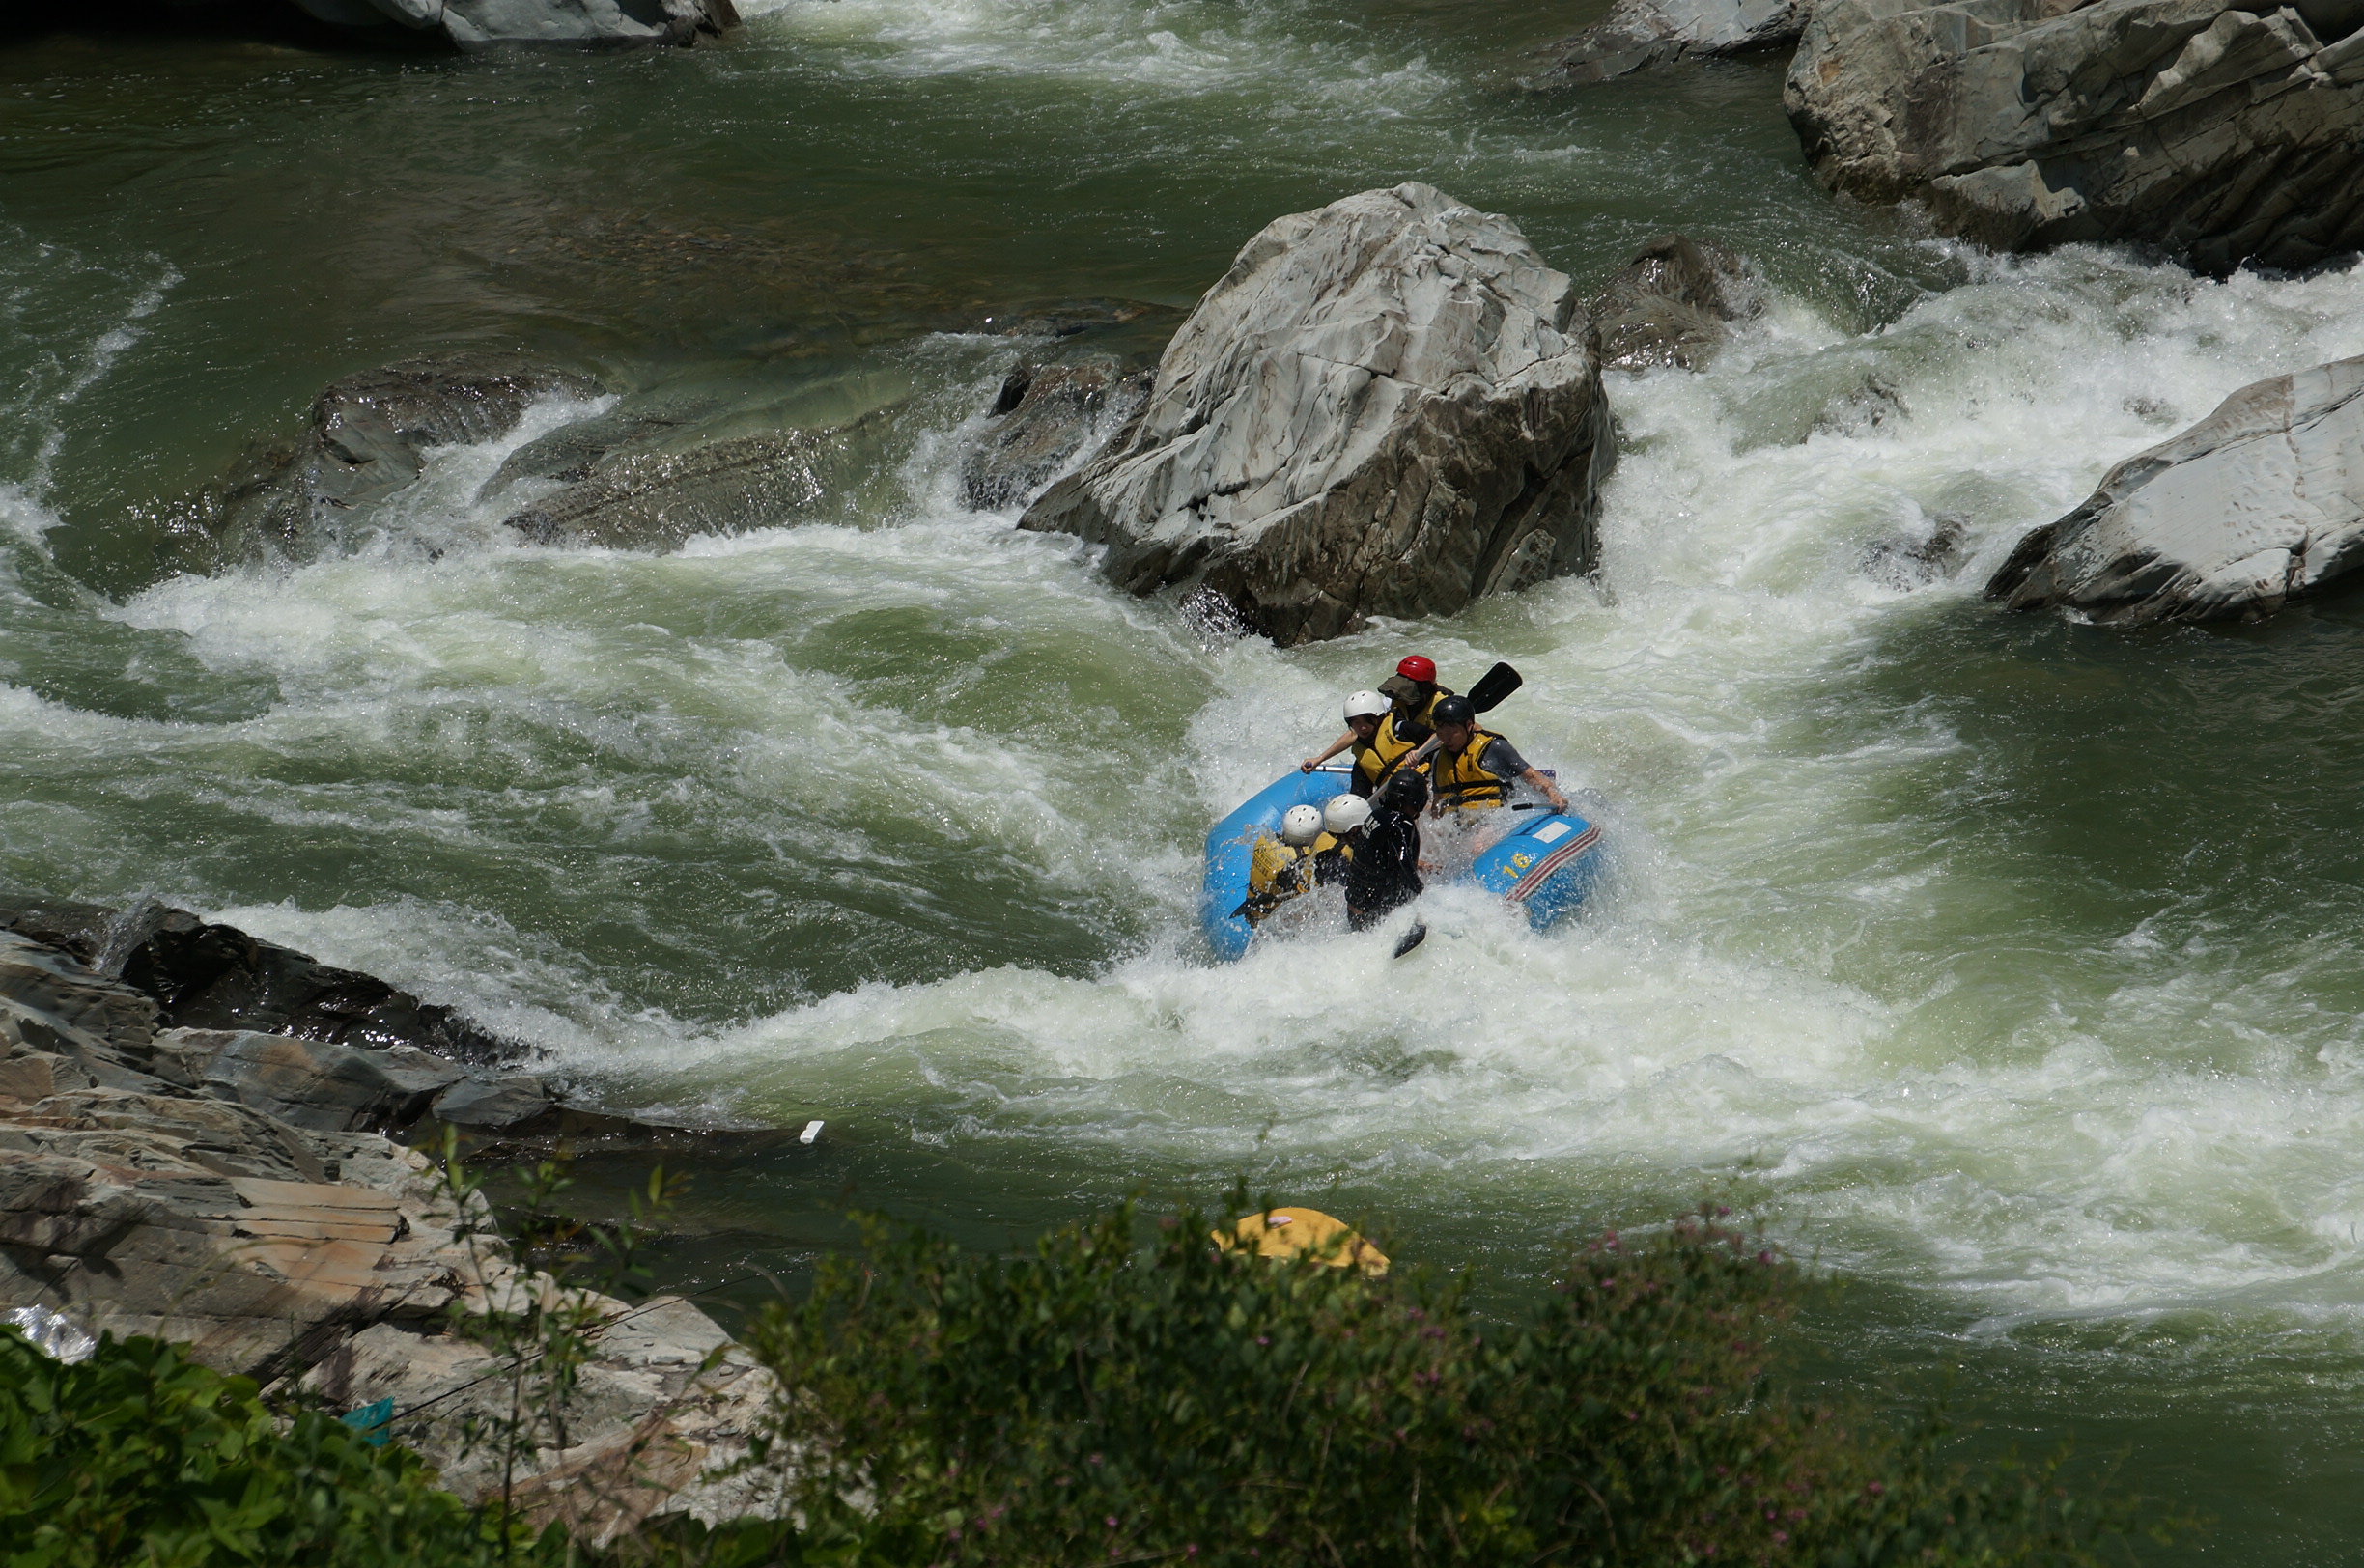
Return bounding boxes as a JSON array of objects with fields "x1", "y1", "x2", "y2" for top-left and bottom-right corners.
[{"x1": 6, "y1": 3, "x2": 2364, "y2": 1556}]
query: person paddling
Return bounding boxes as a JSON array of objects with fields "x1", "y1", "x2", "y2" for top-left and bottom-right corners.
[
  {"x1": 1299, "y1": 690, "x2": 1397, "y2": 797},
  {"x1": 1304, "y1": 656, "x2": 1453, "y2": 792},
  {"x1": 1427, "y1": 695, "x2": 1567, "y2": 815},
  {"x1": 1375, "y1": 655, "x2": 1449, "y2": 740}
]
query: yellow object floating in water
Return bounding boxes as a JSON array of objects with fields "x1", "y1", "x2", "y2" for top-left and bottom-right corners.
[{"x1": 1214, "y1": 1207, "x2": 1389, "y2": 1277}]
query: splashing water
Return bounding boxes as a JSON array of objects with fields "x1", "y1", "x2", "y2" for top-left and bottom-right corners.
[{"x1": 5, "y1": 0, "x2": 2364, "y2": 1554}]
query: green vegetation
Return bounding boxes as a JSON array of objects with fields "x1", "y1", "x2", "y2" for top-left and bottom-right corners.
[
  {"x1": 0, "y1": 1329, "x2": 563, "y2": 1568},
  {"x1": 0, "y1": 1196, "x2": 2165, "y2": 1568},
  {"x1": 749, "y1": 1198, "x2": 2153, "y2": 1567}
]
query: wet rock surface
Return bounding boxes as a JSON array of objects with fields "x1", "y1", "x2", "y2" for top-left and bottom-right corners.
[
  {"x1": 1786, "y1": 0, "x2": 2364, "y2": 274},
  {"x1": 2, "y1": 896, "x2": 519, "y2": 1064},
  {"x1": 1550, "y1": 0, "x2": 1813, "y2": 82},
  {"x1": 0, "y1": 922, "x2": 777, "y2": 1536},
  {"x1": 290, "y1": 0, "x2": 741, "y2": 49},
  {"x1": 1865, "y1": 514, "x2": 1969, "y2": 588},
  {"x1": 0, "y1": 896, "x2": 786, "y2": 1150},
  {"x1": 962, "y1": 356, "x2": 1153, "y2": 511},
  {"x1": 500, "y1": 426, "x2": 864, "y2": 548},
  {"x1": 208, "y1": 354, "x2": 599, "y2": 560},
  {"x1": 1587, "y1": 233, "x2": 1764, "y2": 371},
  {"x1": 1019, "y1": 182, "x2": 1615, "y2": 646},
  {"x1": 1988, "y1": 354, "x2": 2364, "y2": 623}
]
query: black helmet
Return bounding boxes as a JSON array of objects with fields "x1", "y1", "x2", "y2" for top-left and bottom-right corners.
[
  {"x1": 1431, "y1": 694, "x2": 1476, "y2": 727},
  {"x1": 1382, "y1": 770, "x2": 1429, "y2": 813}
]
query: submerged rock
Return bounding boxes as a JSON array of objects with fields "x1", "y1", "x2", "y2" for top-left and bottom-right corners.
[
  {"x1": 211, "y1": 353, "x2": 599, "y2": 558},
  {"x1": 500, "y1": 426, "x2": 862, "y2": 548},
  {"x1": 1988, "y1": 355, "x2": 2364, "y2": 622},
  {"x1": 483, "y1": 406, "x2": 685, "y2": 497},
  {"x1": 1020, "y1": 182, "x2": 1615, "y2": 646},
  {"x1": 288, "y1": 0, "x2": 741, "y2": 49},
  {"x1": 1586, "y1": 233, "x2": 1764, "y2": 371},
  {"x1": 1550, "y1": 0, "x2": 1813, "y2": 82},
  {"x1": 1786, "y1": 0, "x2": 2364, "y2": 274},
  {"x1": 962, "y1": 357, "x2": 1152, "y2": 511},
  {"x1": 1864, "y1": 513, "x2": 1968, "y2": 588}
]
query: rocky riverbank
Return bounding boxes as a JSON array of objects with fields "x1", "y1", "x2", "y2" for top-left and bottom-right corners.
[{"x1": 0, "y1": 905, "x2": 776, "y2": 1540}]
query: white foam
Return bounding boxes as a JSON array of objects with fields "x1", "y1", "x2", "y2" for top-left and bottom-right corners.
[
  {"x1": 756, "y1": 0, "x2": 1450, "y2": 107},
  {"x1": 22, "y1": 235, "x2": 2364, "y2": 1344}
]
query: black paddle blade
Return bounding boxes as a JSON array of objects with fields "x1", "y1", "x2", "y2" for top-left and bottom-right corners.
[
  {"x1": 1392, "y1": 921, "x2": 1429, "y2": 958},
  {"x1": 1467, "y1": 661, "x2": 1522, "y2": 714}
]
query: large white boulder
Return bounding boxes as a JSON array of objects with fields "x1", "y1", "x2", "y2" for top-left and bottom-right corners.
[
  {"x1": 1019, "y1": 183, "x2": 1615, "y2": 646},
  {"x1": 1785, "y1": 0, "x2": 2364, "y2": 273},
  {"x1": 1988, "y1": 355, "x2": 2364, "y2": 622}
]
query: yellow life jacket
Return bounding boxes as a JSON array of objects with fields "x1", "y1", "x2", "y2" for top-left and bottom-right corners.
[
  {"x1": 1245, "y1": 831, "x2": 1337, "y2": 921},
  {"x1": 1353, "y1": 713, "x2": 1426, "y2": 790},
  {"x1": 1431, "y1": 728, "x2": 1511, "y2": 810}
]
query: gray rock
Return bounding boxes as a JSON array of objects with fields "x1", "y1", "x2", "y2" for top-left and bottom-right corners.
[
  {"x1": 1551, "y1": 0, "x2": 1813, "y2": 82},
  {"x1": 298, "y1": 0, "x2": 741, "y2": 48},
  {"x1": 183, "y1": 1029, "x2": 467, "y2": 1134},
  {"x1": 0, "y1": 931, "x2": 157, "y2": 1063},
  {"x1": 482, "y1": 407, "x2": 685, "y2": 499},
  {"x1": 298, "y1": 1303, "x2": 780, "y2": 1543},
  {"x1": 1019, "y1": 182, "x2": 1616, "y2": 646},
  {"x1": 428, "y1": 1074, "x2": 560, "y2": 1131},
  {"x1": 1, "y1": 897, "x2": 521, "y2": 1065},
  {"x1": 1865, "y1": 512, "x2": 1969, "y2": 588},
  {"x1": 1988, "y1": 354, "x2": 2364, "y2": 621},
  {"x1": 214, "y1": 354, "x2": 599, "y2": 557},
  {"x1": 501, "y1": 428, "x2": 859, "y2": 548},
  {"x1": 1587, "y1": 234, "x2": 1765, "y2": 371},
  {"x1": 0, "y1": 924, "x2": 776, "y2": 1540},
  {"x1": 962, "y1": 357, "x2": 1152, "y2": 511},
  {"x1": 1785, "y1": 0, "x2": 2364, "y2": 274}
]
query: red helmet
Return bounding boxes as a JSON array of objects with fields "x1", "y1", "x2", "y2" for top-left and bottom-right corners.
[{"x1": 1395, "y1": 655, "x2": 1436, "y2": 684}]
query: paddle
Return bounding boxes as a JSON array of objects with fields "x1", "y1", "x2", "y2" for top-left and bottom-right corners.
[
  {"x1": 1464, "y1": 660, "x2": 1522, "y2": 714},
  {"x1": 1387, "y1": 661, "x2": 1524, "y2": 779},
  {"x1": 1392, "y1": 921, "x2": 1428, "y2": 958}
]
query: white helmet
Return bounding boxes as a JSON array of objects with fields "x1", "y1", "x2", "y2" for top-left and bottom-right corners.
[
  {"x1": 1322, "y1": 794, "x2": 1372, "y2": 835},
  {"x1": 1343, "y1": 689, "x2": 1390, "y2": 722},
  {"x1": 1279, "y1": 804, "x2": 1324, "y2": 846}
]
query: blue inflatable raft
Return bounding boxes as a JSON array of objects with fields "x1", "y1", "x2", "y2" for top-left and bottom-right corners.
[{"x1": 1201, "y1": 766, "x2": 1604, "y2": 960}]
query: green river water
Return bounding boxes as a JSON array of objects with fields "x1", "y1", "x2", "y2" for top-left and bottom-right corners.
[{"x1": 6, "y1": 4, "x2": 2364, "y2": 1558}]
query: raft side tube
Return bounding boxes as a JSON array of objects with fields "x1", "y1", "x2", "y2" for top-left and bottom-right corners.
[
  {"x1": 1201, "y1": 766, "x2": 1357, "y2": 961},
  {"x1": 1467, "y1": 810, "x2": 1604, "y2": 932}
]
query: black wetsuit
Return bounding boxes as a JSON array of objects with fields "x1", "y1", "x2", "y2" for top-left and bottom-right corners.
[{"x1": 1343, "y1": 807, "x2": 1422, "y2": 931}]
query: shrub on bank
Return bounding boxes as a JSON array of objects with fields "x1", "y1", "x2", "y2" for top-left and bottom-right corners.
[
  {"x1": 749, "y1": 1200, "x2": 2142, "y2": 1567},
  {"x1": 0, "y1": 1201, "x2": 2157, "y2": 1568},
  {"x1": 0, "y1": 1330, "x2": 561, "y2": 1568}
]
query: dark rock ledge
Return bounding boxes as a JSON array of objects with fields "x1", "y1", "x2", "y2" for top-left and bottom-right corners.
[{"x1": 0, "y1": 903, "x2": 783, "y2": 1538}]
